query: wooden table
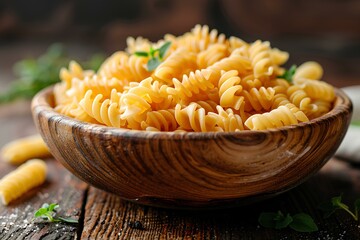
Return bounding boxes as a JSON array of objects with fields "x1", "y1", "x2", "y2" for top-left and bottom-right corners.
[
  {"x1": 0, "y1": 99, "x2": 360, "y2": 240},
  {"x1": 1, "y1": 39, "x2": 360, "y2": 239}
]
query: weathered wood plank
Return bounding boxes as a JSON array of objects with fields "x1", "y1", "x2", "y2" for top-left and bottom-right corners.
[
  {"x1": 0, "y1": 158, "x2": 88, "y2": 240},
  {"x1": 0, "y1": 102, "x2": 88, "y2": 240},
  {"x1": 81, "y1": 159, "x2": 360, "y2": 240}
]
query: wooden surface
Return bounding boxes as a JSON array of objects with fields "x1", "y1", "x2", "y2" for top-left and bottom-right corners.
[
  {"x1": 1, "y1": 41, "x2": 360, "y2": 239},
  {"x1": 0, "y1": 99, "x2": 359, "y2": 239}
]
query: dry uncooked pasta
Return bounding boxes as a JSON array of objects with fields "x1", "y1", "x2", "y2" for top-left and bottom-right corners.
[
  {"x1": 0, "y1": 134, "x2": 51, "y2": 165},
  {"x1": 0, "y1": 159, "x2": 47, "y2": 205},
  {"x1": 53, "y1": 25, "x2": 336, "y2": 131}
]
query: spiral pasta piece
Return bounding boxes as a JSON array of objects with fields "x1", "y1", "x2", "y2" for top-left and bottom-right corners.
[
  {"x1": 141, "y1": 109, "x2": 178, "y2": 131},
  {"x1": 241, "y1": 74, "x2": 263, "y2": 90},
  {"x1": 0, "y1": 159, "x2": 47, "y2": 205},
  {"x1": 195, "y1": 100, "x2": 218, "y2": 113},
  {"x1": 53, "y1": 25, "x2": 336, "y2": 132},
  {"x1": 98, "y1": 51, "x2": 150, "y2": 83},
  {"x1": 287, "y1": 85, "x2": 313, "y2": 111},
  {"x1": 154, "y1": 48, "x2": 197, "y2": 84},
  {"x1": 242, "y1": 87, "x2": 275, "y2": 112},
  {"x1": 126, "y1": 36, "x2": 152, "y2": 54},
  {"x1": 197, "y1": 44, "x2": 230, "y2": 69},
  {"x1": 209, "y1": 106, "x2": 245, "y2": 132},
  {"x1": 229, "y1": 36, "x2": 249, "y2": 52},
  {"x1": 175, "y1": 103, "x2": 217, "y2": 132},
  {"x1": 60, "y1": 61, "x2": 95, "y2": 89},
  {"x1": 245, "y1": 105, "x2": 302, "y2": 130},
  {"x1": 79, "y1": 89, "x2": 125, "y2": 128},
  {"x1": 298, "y1": 78, "x2": 335, "y2": 102},
  {"x1": 206, "y1": 53, "x2": 252, "y2": 83},
  {"x1": 177, "y1": 24, "x2": 227, "y2": 53},
  {"x1": 293, "y1": 61, "x2": 323, "y2": 81},
  {"x1": 248, "y1": 40, "x2": 274, "y2": 79},
  {"x1": 218, "y1": 70, "x2": 244, "y2": 110},
  {"x1": 1, "y1": 135, "x2": 51, "y2": 165},
  {"x1": 307, "y1": 100, "x2": 332, "y2": 119},
  {"x1": 167, "y1": 69, "x2": 215, "y2": 103}
]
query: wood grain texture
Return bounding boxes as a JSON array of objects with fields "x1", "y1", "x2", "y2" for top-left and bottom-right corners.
[
  {"x1": 0, "y1": 103, "x2": 87, "y2": 239},
  {"x1": 81, "y1": 159, "x2": 360, "y2": 240},
  {"x1": 32, "y1": 86, "x2": 352, "y2": 208},
  {"x1": 0, "y1": 159, "x2": 87, "y2": 240}
]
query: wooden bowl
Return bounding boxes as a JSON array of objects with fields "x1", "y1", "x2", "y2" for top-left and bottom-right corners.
[{"x1": 32, "y1": 86, "x2": 352, "y2": 209}]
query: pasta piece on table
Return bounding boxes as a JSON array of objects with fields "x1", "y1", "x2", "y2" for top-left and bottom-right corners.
[
  {"x1": 0, "y1": 159, "x2": 47, "y2": 205},
  {"x1": 1, "y1": 135, "x2": 51, "y2": 165}
]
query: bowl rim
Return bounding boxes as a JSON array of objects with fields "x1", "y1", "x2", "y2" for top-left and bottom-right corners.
[{"x1": 32, "y1": 85, "x2": 353, "y2": 139}]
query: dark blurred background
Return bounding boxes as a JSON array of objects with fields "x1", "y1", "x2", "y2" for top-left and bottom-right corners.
[{"x1": 0, "y1": 0, "x2": 359, "y2": 91}]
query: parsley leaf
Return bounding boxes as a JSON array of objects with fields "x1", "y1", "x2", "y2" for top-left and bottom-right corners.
[
  {"x1": 258, "y1": 210, "x2": 318, "y2": 233},
  {"x1": 134, "y1": 41, "x2": 171, "y2": 71},
  {"x1": 147, "y1": 58, "x2": 161, "y2": 71},
  {"x1": 289, "y1": 213, "x2": 318, "y2": 232},
  {"x1": 318, "y1": 195, "x2": 360, "y2": 222},
  {"x1": 134, "y1": 51, "x2": 149, "y2": 57},
  {"x1": 33, "y1": 203, "x2": 78, "y2": 224},
  {"x1": 158, "y1": 41, "x2": 171, "y2": 59},
  {"x1": 278, "y1": 65, "x2": 297, "y2": 83}
]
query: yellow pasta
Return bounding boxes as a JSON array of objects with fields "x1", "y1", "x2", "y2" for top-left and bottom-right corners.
[
  {"x1": 168, "y1": 69, "x2": 215, "y2": 104},
  {"x1": 197, "y1": 43, "x2": 230, "y2": 69},
  {"x1": 218, "y1": 70, "x2": 243, "y2": 110},
  {"x1": 244, "y1": 105, "x2": 307, "y2": 130},
  {"x1": 53, "y1": 25, "x2": 336, "y2": 131},
  {"x1": 1, "y1": 135, "x2": 51, "y2": 165},
  {"x1": 0, "y1": 159, "x2": 47, "y2": 205},
  {"x1": 154, "y1": 48, "x2": 197, "y2": 84},
  {"x1": 141, "y1": 109, "x2": 178, "y2": 131},
  {"x1": 209, "y1": 106, "x2": 245, "y2": 132},
  {"x1": 175, "y1": 103, "x2": 217, "y2": 132},
  {"x1": 293, "y1": 61, "x2": 323, "y2": 81}
]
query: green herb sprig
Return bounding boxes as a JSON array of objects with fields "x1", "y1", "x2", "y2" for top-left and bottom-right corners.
[
  {"x1": 318, "y1": 195, "x2": 360, "y2": 223},
  {"x1": 258, "y1": 210, "x2": 318, "y2": 233},
  {"x1": 33, "y1": 203, "x2": 78, "y2": 224},
  {"x1": 278, "y1": 65, "x2": 297, "y2": 83},
  {"x1": 134, "y1": 41, "x2": 171, "y2": 71},
  {"x1": 0, "y1": 44, "x2": 105, "y2": 104}
]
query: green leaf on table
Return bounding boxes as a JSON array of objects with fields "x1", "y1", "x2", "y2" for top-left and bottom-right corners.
[
  {"x1": 318, "y1": 201, "x2": 340, "y2": 218},
  {"x1": 258, "y1": 211, "x2": 293, "y2": 230},
  {"x1": 33, "y1": 202, "x2": 78, "y2": 224},
  {"x1": 318, "y1": 195, "x2": 359, "y2": 221},
  {"x1": 289, "y1": 213, "x2": 318, "y2": 233},
  {"x1": 48, "y1": 203, "x2": 59, "y2": 212},
  {"x1": 58, "y1": 216, "x2": 79, "y2": 224},
  {"x1": 258, "y1": 212, "x2": 279, "y2": 228},
  {"x1": 34, "y1": 207, "x2": 49, "y2": 218},
  {"x1": 275, "y1": 212, "x2": 293, "y2": 230},
  {"x1": 259, "y1": 211, "x2": 317, "y2": 233}
]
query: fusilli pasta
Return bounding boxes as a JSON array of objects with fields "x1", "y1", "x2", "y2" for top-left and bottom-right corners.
[
  {"x1": 0, "y1": 159, "x2": 47, "y2": 205},
  {"x1": 53, "y1": 25, "x2": 336, "y2": 131},
  {"x1": 1, "y1": 135, "x2": 51, "y2": 165}
]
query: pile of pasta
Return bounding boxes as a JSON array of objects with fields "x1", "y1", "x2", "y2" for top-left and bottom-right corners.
[{"x1": 54, "y1": 25, "x2": 335, "y2": 132}]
